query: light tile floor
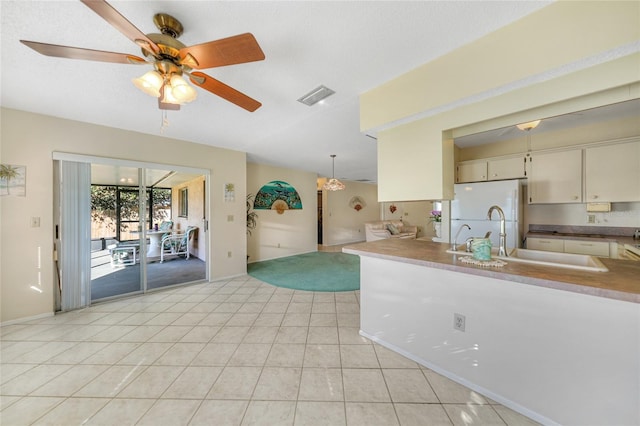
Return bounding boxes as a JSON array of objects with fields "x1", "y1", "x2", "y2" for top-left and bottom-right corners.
[{"x1": 0, "y1": 276, "x2": 540, "y2": 425}]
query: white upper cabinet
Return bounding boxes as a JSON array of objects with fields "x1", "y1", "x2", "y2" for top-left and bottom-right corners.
[
  {"x1": 456, "y1": 162, "x2": 487, "y2": 183},
  {"x1": 487, "y1": 156, "x2": 526, "y2": 181},
  {"x1": 528, "y1": 150, "x2": 582, "y2": 204},
  {"x1": 585, "y1": 140, "x2": 640, "y2": 202},
  {"x1": 456, "y1": 156, "x2": 526, "y2": 183}
]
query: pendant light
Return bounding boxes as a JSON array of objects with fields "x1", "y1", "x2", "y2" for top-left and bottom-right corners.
[
  {"x1": 322, "y1": 154, "x2": 345, "y2": 191},
  {"x1": 516, "y1": 119, "x2": 541, "y2": 153},
  {"x1": 516, "y1": 120, "x2": 541, "y2": 131}
]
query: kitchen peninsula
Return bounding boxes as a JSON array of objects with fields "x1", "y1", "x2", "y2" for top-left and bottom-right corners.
[{"x1": 343, "y1": 238, "x2": 639, "y2": 426}]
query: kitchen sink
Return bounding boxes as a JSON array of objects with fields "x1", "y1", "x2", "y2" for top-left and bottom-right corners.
[{"x1": 447, "y1": 246, "x2": 609, "y2": 272}]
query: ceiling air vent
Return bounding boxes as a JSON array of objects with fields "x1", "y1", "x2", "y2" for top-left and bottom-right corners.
[{"x1": 297, "y1": 85, "x2": 335, "y2": 106}]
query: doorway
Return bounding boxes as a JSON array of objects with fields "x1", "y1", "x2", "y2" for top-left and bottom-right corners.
[{"x1": 54, "y1": 153, "x2": 209, "y2": 311}]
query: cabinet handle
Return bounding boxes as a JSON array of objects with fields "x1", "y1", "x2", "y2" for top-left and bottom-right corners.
[
  {"x1": 492, "y1": 174, "x2": 498, "y2": 177},
  {"x1": 579, "y1": 243, "x2": 594, "y2": 247},
  {"x1": 573, "y1": 196, "x2": 579, "y2": 200},
  {"x1": 592, "y1": 195, "x2": 598, "y2": 199},
  {"x1": 539, "y1": 241, "x2": 551, "y2": 244},
  {"x1": 481, "y1": 175, "x2": 486, "y2": 179}
]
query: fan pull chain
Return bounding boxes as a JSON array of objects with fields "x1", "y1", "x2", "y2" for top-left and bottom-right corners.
[{"x1": 160, "y1": 110, "x2": 169, "y2": 133}]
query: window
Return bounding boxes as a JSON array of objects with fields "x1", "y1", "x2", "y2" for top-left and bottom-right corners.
[
  {"x1": 179, "y1": 188, "x2": 188, "y2": 217},
  {"x1": 90, "y1": 185, "x2": 172, "y2": 242}
]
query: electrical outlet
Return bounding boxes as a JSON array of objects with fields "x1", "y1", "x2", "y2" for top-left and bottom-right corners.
[
  {"x1": 453, "y1": 313, "x2": 466, "y2": 332},
  {"x1": 587, "y1": 214, "x2": 596, "y2": 223}
]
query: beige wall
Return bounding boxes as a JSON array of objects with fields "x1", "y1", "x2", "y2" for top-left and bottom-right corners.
[
  {"x1": 361, "y1": 1, "x2": 639, "y2": 131},
  {"x1": 365, "y1": 1, "x2": 640, "y2": 201},
  {"x1": 321, "y1": 180, "x2": 379, "y2": 246},
  {"x1": 247, "y1": 162, "x2": 318, "y2": 262},
  {"x1": 1, "y1": 108, "x2": 247, "y2": 323}
]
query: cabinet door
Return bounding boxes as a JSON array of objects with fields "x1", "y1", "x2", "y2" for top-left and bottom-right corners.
[
  {"x1": 528, "y1": 150, "x2": 582, "y2": 204},
  {"x1": 488, "y1": 156, "x2": 526, "y2": 181},
  {"x1": 585, "y1": 141, "x2": 640, "y2": 202},
  {"x1": 456, "y1": 162, "x2": 487, "y2": 183},
  {"x1": 564, "y1": 240, "x2": 610, "y2": 257},
  {"x1": 526, "y1": 237, "x2": 564, "y2": 252}
]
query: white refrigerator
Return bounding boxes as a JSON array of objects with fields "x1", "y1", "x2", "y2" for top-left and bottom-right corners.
[{"x1": 450, "y1": 179, "x2": 523, "y2": 250}]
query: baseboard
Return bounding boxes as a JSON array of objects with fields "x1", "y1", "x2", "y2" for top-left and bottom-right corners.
[
  {"x1": 359, "y1": 329, "x2": 558, "y2": 426},
  {"x1": 1, "y1": 311, "x2": 54, "y2": 327}
]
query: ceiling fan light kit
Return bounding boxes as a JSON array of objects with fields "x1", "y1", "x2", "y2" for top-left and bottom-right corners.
[{"x1": 20, "y1": 1, "x2": 265, "y2": 112}]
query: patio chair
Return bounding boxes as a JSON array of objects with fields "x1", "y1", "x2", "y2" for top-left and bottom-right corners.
[
  {"x1": 158, "y1": 220, "x2": 173, "y2": 250},
  {"x1": 160, "y1": 226, "x2": 197, "y2": 263}
]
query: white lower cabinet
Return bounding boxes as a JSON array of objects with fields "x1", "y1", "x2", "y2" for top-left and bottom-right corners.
[
  {"x1": 527, "y1": 237, "x2": 610, "y2": 257},
  {"x1": 527, "y1": 237, "x2": 564, "y2": 252},
  {"x1": 564, "y1": 240, "x2": 610, "y2": 257}
]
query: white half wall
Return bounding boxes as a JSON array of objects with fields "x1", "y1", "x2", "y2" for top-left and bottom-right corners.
[{"x1": 359, "y1": 256, "x2": 639, "y2": 426}]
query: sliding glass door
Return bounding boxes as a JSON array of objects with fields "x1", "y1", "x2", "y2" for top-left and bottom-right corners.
[{"x1": 55, "y1": 153, "x2": 209, "y2": 310}]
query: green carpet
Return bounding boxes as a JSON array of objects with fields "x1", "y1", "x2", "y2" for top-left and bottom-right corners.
[{"x1": 247, "y1": 252, "x2": 360, "y2": 292}]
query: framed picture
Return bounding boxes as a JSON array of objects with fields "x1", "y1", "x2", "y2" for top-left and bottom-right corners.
[
  {"x1": 0, "y1": 164, "x2": 26, "y2": 197},
  {"x1": 224, "y1": 183, "x2": 235, "y2": 202}
]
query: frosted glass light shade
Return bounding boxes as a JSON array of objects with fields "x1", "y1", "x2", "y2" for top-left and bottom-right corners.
[
  {"x1": 161, "y1": 85, "x2": 177, "y2": 104},
  {"x1": 516, "y1": 120, "x2": 541, "y2": 131},
  {"x1": 322, "y1": 178, "x2": 345, "y2": 191},
  {"x1": 132, "y1": 70, "x2": 163, "y2": 97},
  {"x1": 322, "y1": 154, "x2": 345, "y2": 191},
  {"x1": 169, "y1": 74, "x2": 197, "y2": 103}
]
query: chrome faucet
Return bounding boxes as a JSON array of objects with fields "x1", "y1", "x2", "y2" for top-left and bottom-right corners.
[
  {"x1": 452, "y1": 224, "x2": 471, "y2": 251},
  {"x1": 487, "y1": 205, "x2": 508, "y2": 257}
]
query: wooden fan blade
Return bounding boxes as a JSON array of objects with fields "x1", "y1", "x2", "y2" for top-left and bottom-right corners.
[
  {"x1": 188, "y1": 71, "x2": 261, "y2": 112},
  {"x1": 80, "y1": 0, "x2": 159, "y2": 55},
  {"x1": 179, "y1": 33, "x2": 265, "y2": 69},
  {"x1": 20, "y1": 40, "x2": 147, "y2": 64}
]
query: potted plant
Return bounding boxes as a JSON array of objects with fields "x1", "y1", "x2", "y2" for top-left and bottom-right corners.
[{"x1": 429, "y1": 209, "x2": 442, "y2": 238}]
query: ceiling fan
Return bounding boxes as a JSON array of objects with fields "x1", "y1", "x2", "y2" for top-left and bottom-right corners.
[{"x1": 20, "y1": 0, "x2": 265, "y2": 112}]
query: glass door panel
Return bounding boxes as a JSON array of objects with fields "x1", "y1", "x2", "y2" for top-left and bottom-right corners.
[
  {"x1": 145, "y1": 168, "x2": 206, "y2": 291},
  {"x1": 90, "y1": 171, "x2": 143, "y2": 301}
]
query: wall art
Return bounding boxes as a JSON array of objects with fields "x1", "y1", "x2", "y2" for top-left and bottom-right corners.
[
  {"x1": 349, "y1": 196, "x2": 366, "y2": 211},
  {"x1": 224, "y1": 183, "x2": 235, "y2": 202},
  {"x1": 254, "y1": 180, "x2": 302, "y2": 214},
  {"x1": 0, "y1": 164, "x2": 26, "y2": 197}
]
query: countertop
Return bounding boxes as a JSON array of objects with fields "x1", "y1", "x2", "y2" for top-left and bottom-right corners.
[{"x1": 343, "y1": 239, "x2": 640, "y2": 303}]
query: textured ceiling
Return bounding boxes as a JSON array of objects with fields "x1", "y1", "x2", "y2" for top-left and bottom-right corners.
[{"x1": 1, "y1": 1, "x2": 553, "y2": 183}]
